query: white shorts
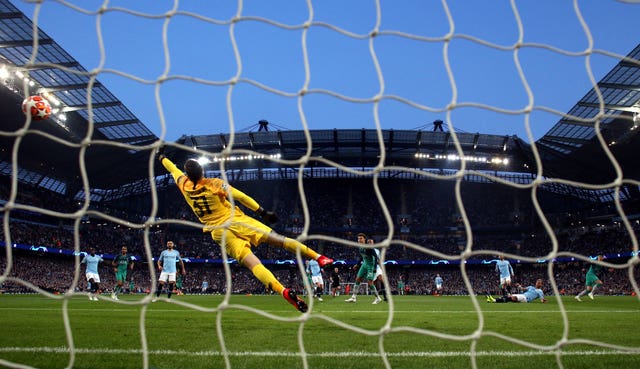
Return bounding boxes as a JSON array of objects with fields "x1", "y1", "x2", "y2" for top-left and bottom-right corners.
[
  {"x1": 311, "y1": 275, "x2": 324, "y2": 285},
  {"x1": 511, "y1": 294, "x2": 527, "y2": 303},
  {"x1": 159, "y1": 271, "x2": 177, "y2": 283},
  {"x1": 500, "y1": 276, "x2": 512, "y2": 285},
  {"x1": 375, "y1": 266, "x2": 383, "y2": 279},
  {"x1": 85, "y1": 272, "x2": 100, "y2": 283},
  {"x1": 436, "y1": 283, "x2": 442, "y2": 290}
]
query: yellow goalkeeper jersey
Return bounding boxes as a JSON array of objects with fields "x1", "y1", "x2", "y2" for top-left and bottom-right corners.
[{"x1": 161, "y1": 157, "x2": 261, "y2": 228}]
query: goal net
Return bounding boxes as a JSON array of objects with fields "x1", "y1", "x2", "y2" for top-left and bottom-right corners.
[{"x1": 1, "y1": 1, "x2": 640, "y2": 369}]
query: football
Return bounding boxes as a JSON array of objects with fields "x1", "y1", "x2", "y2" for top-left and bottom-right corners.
[{"x1": 21, "y1": 95, "x2": 52, "y2": 121}]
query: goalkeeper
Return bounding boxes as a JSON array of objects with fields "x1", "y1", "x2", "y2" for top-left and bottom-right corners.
[{"x1": 157, "y1": 149, "x2": 333, "y2": 313}]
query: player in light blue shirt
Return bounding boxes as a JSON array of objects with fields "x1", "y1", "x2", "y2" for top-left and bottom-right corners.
[
  {"x1": 495, "y1": 255, "x2": 514, "y2": 297},
  {"x1": 201, "y1": 280, "x2": 209, "y2": 293},
  {"x1": 306, "y1": 259, "x2": 324, "y2": 301},
  {"x1": 153, "y1": 241, "x2": 185, "y2": 301},
  {"x1": 81, "y1": 247, "x2": 103, "y2": 301},
  {"x1": 435, "y1": 274, "x2": 443, "y2": 296},
  {"x1": 489, "y1": 279, "x2": 547, "y2": 304}
]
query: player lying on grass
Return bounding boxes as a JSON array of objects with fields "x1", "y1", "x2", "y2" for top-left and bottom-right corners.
[
  {"x1": 486, "y1": 278, "x2": 547, "y2": 303},
  {"x1": 157, "y1": 148, "x2": 333, "y2": 312}
]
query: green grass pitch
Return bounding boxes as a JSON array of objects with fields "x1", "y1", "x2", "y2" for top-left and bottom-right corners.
[{"x1": 0, "y1": 294, "x2": 638, "y2": 369}]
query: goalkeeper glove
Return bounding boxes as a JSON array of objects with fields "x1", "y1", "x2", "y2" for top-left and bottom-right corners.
[{"x1": 257, "y1": 207, "x2": 278, "y2": 224}]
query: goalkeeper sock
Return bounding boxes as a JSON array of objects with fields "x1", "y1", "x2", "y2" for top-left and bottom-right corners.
[
  {"x1": 251, "y1": 263, "x2": 284, "y2": 295},
  {"x1": 590, "y1": 285, "x2": 599, "y2": 294},
  {"x1": 282, "y1": 238, "x2": 320, "y2": 260}
]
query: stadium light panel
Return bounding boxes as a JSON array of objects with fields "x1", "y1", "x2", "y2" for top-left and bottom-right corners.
[{"x1": 197, "y1": 156, "x2": 211, "y2": 166}]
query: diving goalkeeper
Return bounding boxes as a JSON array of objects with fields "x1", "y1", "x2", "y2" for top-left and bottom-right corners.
[{"x1": 158, "y1": 150, "x2": 333, "y2": 312}]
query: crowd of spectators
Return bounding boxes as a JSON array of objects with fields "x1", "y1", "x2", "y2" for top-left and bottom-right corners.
[
  {"x1": 1, "y1": 250, "x2": 637, "y2": 298},
  {"x1": 2, "y1": 176, "x2": 640, "y2": 297}
]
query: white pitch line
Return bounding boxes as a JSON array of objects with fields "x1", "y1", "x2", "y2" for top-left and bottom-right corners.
[
  {"x1": 0, "y1": 347, "x2": 639, "y2": 358},
  {"x1": 0, "y1": 307, "x2": 638, "y2": 314}
]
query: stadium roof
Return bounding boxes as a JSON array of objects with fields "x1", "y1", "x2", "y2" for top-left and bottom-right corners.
[
  {"x1": 168, "y1": 126, "x2": 526, "y2": 170},
  {"x1": 0, "y1": 0, "x2": 156, "y2": 192},
  {"x1": 536, "y1": 43, "x2": 640, "y2": 183},
  {"x1": 0, "y1": 0, "x2": 639, "y2": 202}
]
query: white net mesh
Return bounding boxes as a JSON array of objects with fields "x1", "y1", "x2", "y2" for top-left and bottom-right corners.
[{"x1": 1, "y1": 1, "x2": 640, "y2": 368}]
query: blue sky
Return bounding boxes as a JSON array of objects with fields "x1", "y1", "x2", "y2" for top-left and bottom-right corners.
[{"x1": 12, "y1": 0, "x2": 640, "y2": 143}]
